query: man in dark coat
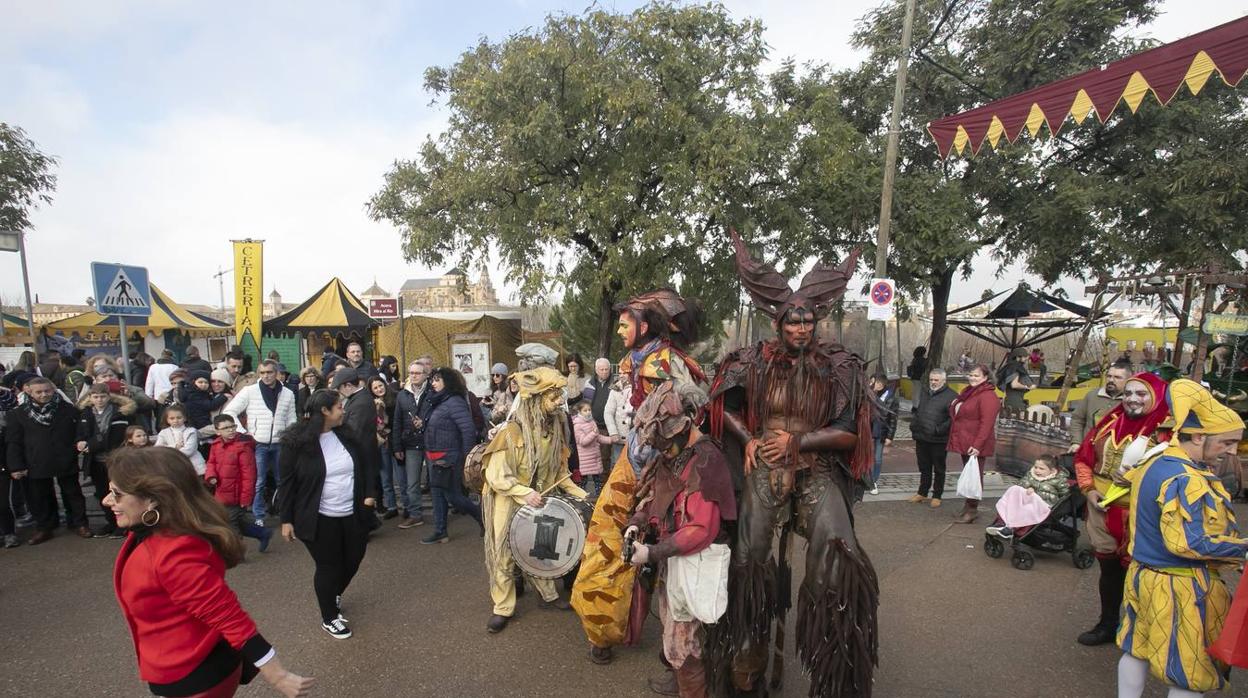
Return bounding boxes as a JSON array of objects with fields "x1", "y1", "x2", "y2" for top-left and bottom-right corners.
[
  {"x1": 908, "y1": 368, "x2": 957, "y2": 507},
  {"x1": 5, "y1": 377, "x2": 90, "y2": 543},
  {"x1": 180, "y1": 346, "x2": 213, "y2": 374}
]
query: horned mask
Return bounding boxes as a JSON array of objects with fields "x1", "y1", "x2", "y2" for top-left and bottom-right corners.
[{"x1": 730, "y1": 229, "x2": 859, "y2": 322}]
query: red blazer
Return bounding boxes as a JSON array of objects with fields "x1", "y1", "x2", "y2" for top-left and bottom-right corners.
[
  {"x1": 946, "y1": 382, "x2": 1000, "y2": 457},
  {"x1": 114, "y1": 531, "x2": 261, "y2": 684},
  {"x1": 206, "y1": 435, "x2": 257, "y2": 508}
]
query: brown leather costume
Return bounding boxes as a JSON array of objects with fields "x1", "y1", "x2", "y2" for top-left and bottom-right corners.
[{"x1": 706, "y1": 231, "x2": 878, "y2": 697}]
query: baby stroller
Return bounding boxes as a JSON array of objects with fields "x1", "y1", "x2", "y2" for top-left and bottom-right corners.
[{"x1": 983, "y1": 455, "x2": 1096, "y2": 571}]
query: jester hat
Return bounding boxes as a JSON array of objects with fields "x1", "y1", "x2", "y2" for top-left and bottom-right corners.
[
  {"x1": 729, "y1": 228, "x2": 859, "y2": 322},
  {"x1": 1167, "y1": 378, "x2": 1246, "y2": 436}
]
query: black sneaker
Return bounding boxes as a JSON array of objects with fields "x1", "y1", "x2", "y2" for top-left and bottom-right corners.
[
  {"x1": 321, "y1": 618, "x2": 352, "y2": 639},
  {"x1": 3, "y1": 534, "x2": 19, "y2": 548},
  {"x1": 421, "y1": 532, "x2": 449, "y2": 545}
]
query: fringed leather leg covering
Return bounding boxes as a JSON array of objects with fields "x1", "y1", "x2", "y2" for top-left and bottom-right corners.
[
  {"x1": 795, "y1": 539, "x2": 879, "y2": 698},
  {"x1": 727, "y1": 559, "x2": 778, "y2": 692}
]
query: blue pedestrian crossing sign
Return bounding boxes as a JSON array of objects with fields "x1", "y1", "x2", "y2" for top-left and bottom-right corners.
[{"x1": 91, "y1": 262, "x2": 152, "y2": 317}]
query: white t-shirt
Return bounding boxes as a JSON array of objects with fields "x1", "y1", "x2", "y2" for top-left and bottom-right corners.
[{"x1": 318, "y1": 431, "x2": 355, "y2": 517}]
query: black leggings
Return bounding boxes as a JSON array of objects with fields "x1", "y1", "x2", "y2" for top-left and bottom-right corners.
[{"x1": 301, "y1": 514, "x2": 368, "y2": 622}]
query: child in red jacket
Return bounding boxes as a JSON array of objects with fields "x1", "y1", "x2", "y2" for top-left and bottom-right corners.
[{"x1": 206, "y1": 414, "x2": 272, "y2": 552}]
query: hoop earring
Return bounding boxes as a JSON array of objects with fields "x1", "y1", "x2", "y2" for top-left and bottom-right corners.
[{"x1": 141, "y1": 508, "x2": 161, "y2": 527}]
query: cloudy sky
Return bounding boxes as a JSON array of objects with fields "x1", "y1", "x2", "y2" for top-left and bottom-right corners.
[{"x1": 2, "y1": 0, "x2": 1244, "y2": 312}]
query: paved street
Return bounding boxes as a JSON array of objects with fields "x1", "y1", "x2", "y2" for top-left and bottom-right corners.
[{"x1": 4, "y1": 484, "x2": 1246, "y2": 698}]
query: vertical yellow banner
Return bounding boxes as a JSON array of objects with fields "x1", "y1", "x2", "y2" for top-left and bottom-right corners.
[{"x1": 233, "y1": 240, "x2": 263, "y2": 351}]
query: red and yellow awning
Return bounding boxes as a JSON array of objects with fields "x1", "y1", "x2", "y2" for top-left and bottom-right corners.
[{"x1": 927, "y1": 15, "x2": 1248, "y2": 157}]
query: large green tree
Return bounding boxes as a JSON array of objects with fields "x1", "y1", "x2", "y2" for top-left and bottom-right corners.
[
  {"x1": 0, "y1": 124, "x2": 57, "y2": 232},
  {"x1": 816, "y1": 0, "x2": 1246, "y2": 368},
  {"x1": 370, "y1": 2, "x2": 788, "y2": 356}
]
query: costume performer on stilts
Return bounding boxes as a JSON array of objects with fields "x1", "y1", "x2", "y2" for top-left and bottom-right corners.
[
  {"x1": 481, "y1": 367, "x2": 588, "y2": 634},
  {"x1": 708, "y1": 230, "x2": 877, "y2": 697},
  {"x1": 572, "y1": 289, "x2": 706, "y2": 665},
  {"x1": 625, "y1": 381, "x2": 737, "y2": 698},
  {"x1": 1117, "y1": 378, "x2": 1247, "y2": 698},
  {"x1": 1072, "y1": 373, "x2": 1171, "y2": 647}
]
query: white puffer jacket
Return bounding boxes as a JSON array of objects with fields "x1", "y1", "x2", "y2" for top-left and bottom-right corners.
[
  {"x1": 604, "y1": 386, "x2": 632, "y2": 439},
  {"x1": 222, "y1": 382, "x2": 297, "y2": 444}
]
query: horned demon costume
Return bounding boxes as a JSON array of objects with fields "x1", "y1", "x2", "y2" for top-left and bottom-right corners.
[{"x1": 707, "y1": 231, "x2": 878, "y2": 697}]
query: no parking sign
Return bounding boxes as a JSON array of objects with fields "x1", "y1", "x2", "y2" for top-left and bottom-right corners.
[{"x1": 867, "y1": 278, "x2": 895, "y2": 321}]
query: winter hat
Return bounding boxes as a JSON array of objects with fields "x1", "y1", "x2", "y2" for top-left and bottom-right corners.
[
  {"x1": 211, "y1": 368, "x2": 232, "y2": 384},
  {"x1": 491, "y1": 362, "x2": 509, "y2": 376},
  {"x1": 169, "y1": 369, "x2": 187, "y2": 382},
  {"x1": 189, "y1": 370, "x2": 211, "y2": 384}
]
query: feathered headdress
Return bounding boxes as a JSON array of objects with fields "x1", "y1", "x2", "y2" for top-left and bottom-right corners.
[{"x1": 730, "y1": 228, "x2": 859, "y2": 322}]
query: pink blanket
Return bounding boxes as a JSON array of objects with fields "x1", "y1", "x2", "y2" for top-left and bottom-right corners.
[{"x1": 994, "y1": 486, "x2": 1052, "y2": 528}]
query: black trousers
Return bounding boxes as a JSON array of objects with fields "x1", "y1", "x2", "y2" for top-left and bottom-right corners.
[
  {"x1": 915, "y1": 440, "x2": 948, "y2": 498},
  {"x1": 301, "y1": 514, "x2": 369, "y2": 622},
  {"x1": 0, "y1": 474, "x2": 14, "y2": 536},
  {"x1": 27, "y1": 475, "x2": 88, "y2": 531},
  {"x1": 88, "y1": 458, "x2": 118, "y2": 528}
]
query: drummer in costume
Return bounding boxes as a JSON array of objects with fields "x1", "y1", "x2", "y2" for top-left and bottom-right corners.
[
  {"x1": 1073, "y1": 372, "x2": 1171, "y2": 646},
  {"x1": 481, "y1": 367, "x2": 588, "y2": 633},
  {"x1": 626, "y1": 381, "x2": 736, "y2": 697},
  {"x1": 1117, "y1": 379, "x2": 1247, "y2": 697},
  {"x1": 572, "y1": 289, "x2": 706, "y2": 664}
]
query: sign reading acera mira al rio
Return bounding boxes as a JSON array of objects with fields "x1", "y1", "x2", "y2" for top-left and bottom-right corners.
[
  {"x1": 369, "y1": 298, "x2": 399, "y2": 319},
  {"x1": 91, "y1": 262, "x2": 152, "y2": 317}
]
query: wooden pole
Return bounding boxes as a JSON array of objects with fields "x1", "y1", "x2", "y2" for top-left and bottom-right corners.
[
  {"x1": 1171, "y1": 275, "x2": 1196, "y2": 368},
  {"x1": 867, "y1": 0, "x2": 917, "y2": 370},
  {"x1": 1191, "y1": 282, "x2": 1217, "y2": 382},
  {"x1": 1055, "y1": 283, "x2": 1118, "y2": 411}
]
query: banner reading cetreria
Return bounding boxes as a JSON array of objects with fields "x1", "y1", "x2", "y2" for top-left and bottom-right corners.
[{"x1": 233, "y1": 239, "x2": 264, "y2": 352}]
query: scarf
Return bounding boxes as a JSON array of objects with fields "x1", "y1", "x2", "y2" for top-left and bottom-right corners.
[
  {"x1": 1074, "y1": 372, "x2": 1171, "y2": 468},
  {"x1": 26, "y1": 393, "x2": 63, "y2": 426},
  {"x1": 258, "y1": 380, "x2": 280, "y2": 414}
]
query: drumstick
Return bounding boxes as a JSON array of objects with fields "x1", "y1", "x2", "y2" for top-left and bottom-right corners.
[{"x1": 538, "y1": 473, "x2": 571, "y2": 497}]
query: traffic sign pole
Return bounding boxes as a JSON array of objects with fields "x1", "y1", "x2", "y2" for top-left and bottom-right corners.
[
  {"x1": 119, "y1": 316, "x2": 131, "y2": 385},
  {"x1": 17, "y1": 232, "x2": 37, "y2": 347}
]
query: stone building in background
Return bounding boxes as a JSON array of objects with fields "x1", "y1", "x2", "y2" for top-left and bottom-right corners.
[{"x1": 398, "y1": 267, "x2": 500, "y2": 311}]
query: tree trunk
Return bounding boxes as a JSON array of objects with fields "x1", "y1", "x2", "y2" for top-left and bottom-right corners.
[
  {"x1": 596, "y1": 280, "x2": 621, "y2": 358},
  {"x1": 926, "y1": 267, "x2": 955, "y2": 370}
]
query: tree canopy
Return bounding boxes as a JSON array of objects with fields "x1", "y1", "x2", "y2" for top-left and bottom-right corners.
[
  {"x1": 0, "y1": 124, "x2": 57, "y2": 232},
  {"x1": 370, "y1": 2, "x2": 784, "y2": 356},
  {"x1": 805, "y1": 0, "x2": 1246, "y2": 367}
]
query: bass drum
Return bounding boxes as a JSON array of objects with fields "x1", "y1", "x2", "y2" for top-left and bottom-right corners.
[{"x1": 507, "y1": 494, "x2": 593, "y2": 579}]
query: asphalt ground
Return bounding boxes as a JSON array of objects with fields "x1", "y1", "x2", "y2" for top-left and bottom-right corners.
[{"x1": 3, "y1": 481, "x2": 1247, "y2": 697}]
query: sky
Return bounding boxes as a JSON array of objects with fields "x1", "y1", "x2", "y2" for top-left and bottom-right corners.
[{"x1": 2, "y1": 0, "x2": 1245, "y2": 313}]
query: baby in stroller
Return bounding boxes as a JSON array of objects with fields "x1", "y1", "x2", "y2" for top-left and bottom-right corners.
[{"x1": 987, "y1": 454, "x2": 1069, "y2": 540}]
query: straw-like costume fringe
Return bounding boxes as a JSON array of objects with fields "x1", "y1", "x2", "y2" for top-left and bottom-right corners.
[{"x1": 795, "y1": 539, "x2": 879, "y2": 698}]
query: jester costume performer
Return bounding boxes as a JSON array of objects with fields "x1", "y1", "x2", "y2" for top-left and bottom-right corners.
[
  {"x1": 1117, "y1": 379, "x2": 1247, "y2": 697},
  {"x1": 708, "y1": 231, "x2": 877, "y2": 697},
  {"x1": 481, "y1": 367, "x2": 588, "y2": 634},
  {"x1": 572, "y1": 289, "x2": 707, "y2": 663},
  {"x1": 626, "y1": 381, "x2": 737, "y2": 698},
  {"x1": 1073, "y1": 372, "x2": 1170, "y2": 647}
]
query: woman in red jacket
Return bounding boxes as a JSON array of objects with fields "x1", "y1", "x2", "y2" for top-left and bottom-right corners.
[
  {"x1": 105, "y1": 447, "x2": 313, "y2": 698},
  {"x1": 946, "y1": 364, "x2": 1001, "y2": 524}
]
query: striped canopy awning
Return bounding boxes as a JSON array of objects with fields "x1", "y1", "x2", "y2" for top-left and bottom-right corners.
[
  {"x1": 44, "y1": 284, "x2": 228, "y2": 336},
  {"x1": 927, "y1": 15, "x2": 1248, "y2": 157},
  {"x1": 2, "y1": 311, "x2": 32, "y2": 335},
  {"x1": 264, "y1": 278, "x2": 378, "y2": 337}
]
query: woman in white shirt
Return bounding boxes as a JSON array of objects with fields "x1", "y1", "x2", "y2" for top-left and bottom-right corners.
[{"x1": 277, "y1": 390, "x2": 377, "y2": 640}]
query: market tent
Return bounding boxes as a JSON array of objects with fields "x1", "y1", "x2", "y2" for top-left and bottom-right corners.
[
  {"x1": 375, "y1": 311, "x2": 522, "y2": 370},
  {"x1": 2, "y1": 311, "x2": 31, "y2": 334},
  {"x1": 946, "y1": 285, "x2": 1108, "y2": 352},
  {"x1": 264, "y1": 278, "x2": 378, "y2": 337},
  {"x1": 927, "y1": 15, "x2": 1248, "y2": 157},
  {"x1": 43, "y1": 284, "x2": 228, "y2": 336}
]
